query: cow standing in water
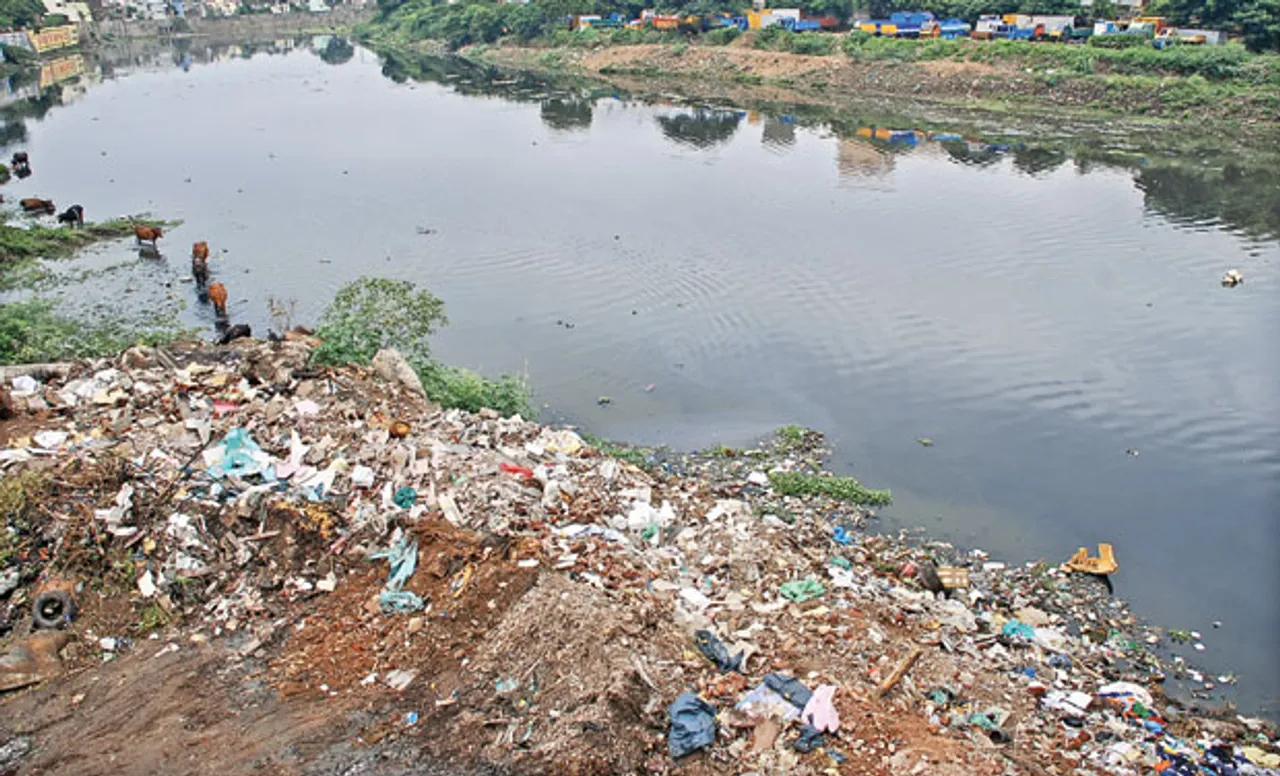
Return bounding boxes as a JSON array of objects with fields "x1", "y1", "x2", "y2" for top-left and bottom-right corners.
[
  {"x1": 57, "y1": 205, "x2": 84, "y2": 226},
  {"x1": 207, "y1": 281, "x2": 228, "y2": 320},
  {"x1": 134, "y1": 225, "x2": 163, "y2": 248},
  {"x1": 20, "y1": 198, "x2": 55, "y2": 215},
  {"x1": 191, "y1": 241, "x2": 210, "y2": 287},
  {"x1": 11, "y1": 152, "x2": 30, "y2": 179}
]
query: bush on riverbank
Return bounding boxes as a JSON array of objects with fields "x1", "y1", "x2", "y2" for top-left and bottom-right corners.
[
  {"x1": 312, "y1": 276, "x2": 533, "y2": 418},
  {"x1": 752, "y1": 26, "x2": 837, "y2": 55}
]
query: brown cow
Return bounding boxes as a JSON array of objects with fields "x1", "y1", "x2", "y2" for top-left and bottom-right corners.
[
  {"x1": 20, "y1": 198, "x2": 55, "y2": 215},
  {"x1": 207, "y1": 281, "x2": 228, "y2": 319},
  {"x1": 134, "y1": 225, "x2": 163, "y2": 247},
  {"x1": 192, "y1": 241, "x2": 210, "y2": 286}
]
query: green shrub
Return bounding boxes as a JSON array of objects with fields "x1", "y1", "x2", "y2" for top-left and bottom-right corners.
[
  {"x1": 753, "y1": 26, "x2": 836, "y2": 55},
  {"x1": 752, "y1": 25, "x2": 790, "y2": 50},
  {"x1": 704, "y1": 26, "x2": 740, "y2": 45},
  {"x1": 1089, "y1": 33, "x2": 1151, "y2": 49},
  {"x1": 421, "y1": 363, "x2": 533, "y2": 418},
  {"x1": 788, "y1": 33, "x2": 835, "y2": 55},
  {"x1": 312, "y1": 277, "x2": 447, "y2": 367},
  {"x1": 312, "y1": 277, "x2": 533, "y2": 418}
]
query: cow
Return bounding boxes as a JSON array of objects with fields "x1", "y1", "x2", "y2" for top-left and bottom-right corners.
[
  {"x1": 134, "y1": 225, "x2": 163, "y2": 247},
  {"x1": 56, "y1": 205, "x2": 84, "y2": 227},
  {"x1": 207, "y1": 281, "x2": 228, "y2": 319},
  {"x1": 217, "y1": 323, "x2": 251, "y2": 345},
  {"x1": 11, "y1": 152, "x2": 31, "y2": 179},
  {"x1": 191, "y1": 241, "x2": 210, "y2": 286},
  {"x1": 19, "y1": 198, "x2": 55, "y2": 215}
]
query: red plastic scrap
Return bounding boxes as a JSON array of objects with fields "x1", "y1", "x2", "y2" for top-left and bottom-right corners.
[{"x1": 499, "y1": 462, "x2": 535, "y2": 480}]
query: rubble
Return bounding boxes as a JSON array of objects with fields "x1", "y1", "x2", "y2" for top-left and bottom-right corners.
[{"x1": 0, "y1": 336, "x2": 1275, "y2": 775}]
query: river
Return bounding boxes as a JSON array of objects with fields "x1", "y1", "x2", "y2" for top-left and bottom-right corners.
[{"x1": 4, "y1": 36, "x2": 1278, "y2": 716}]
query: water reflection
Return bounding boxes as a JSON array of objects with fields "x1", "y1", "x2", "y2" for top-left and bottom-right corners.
[
  {"x1": 316, "y1": 35, "x2": 354, "y2": 66},
  {"x1": 760, "y1": 114, "x2": 796, "y2": 150},
  {"x1": 540, "y1": 97, "x2": 593, "y2": 132},
  {"x1": 5, "y1": 43, "x2": 1280, "y2": 242},
  {"x1": 1011, "y1": 146, "x2": 1069, "y2": 177},
  {"x1": 1136, "y1": 164, "x2": 1280, "y2": 237},
  {"x1": 655, "y1": 108, "x2": 744, "y2": 149}
]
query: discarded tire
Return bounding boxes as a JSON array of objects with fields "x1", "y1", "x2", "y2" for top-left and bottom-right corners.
[{"x1": 32, "y1": 590, "x2": 76, "y2": 630}]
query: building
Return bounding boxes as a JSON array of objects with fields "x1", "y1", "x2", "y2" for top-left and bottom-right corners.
[
  {"x1": 42, "y1": 0, "x2": 94, "y2": 22},
  {"x1": 1079, "y1": 0, "x2": 1146, "y2": 11}
]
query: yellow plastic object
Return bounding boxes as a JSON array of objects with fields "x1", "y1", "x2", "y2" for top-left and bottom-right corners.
[
  {"x1": 1066, "y1": 543, "x2": 1118, "y2": 576},
  {"x1": 936, "y1": 567, "x2": 970, "y2": 590}
]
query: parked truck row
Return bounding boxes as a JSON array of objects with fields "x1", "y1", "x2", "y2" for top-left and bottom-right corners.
[{"x1": 570, "y1": 9, "x2": 1229, "y2": 47}]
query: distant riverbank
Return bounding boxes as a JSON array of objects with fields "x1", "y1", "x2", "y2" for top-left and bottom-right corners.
[
  {"x1": 87, "y1": 6, "x2": 373, "y2": 42},
  {"x1": 359, "y1": 29, "x2": 1280, "y2": 123}
]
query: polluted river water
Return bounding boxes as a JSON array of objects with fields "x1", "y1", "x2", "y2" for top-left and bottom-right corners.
[{"x1": 4, "y1": 37, "x2": 1278, "y2": 717}]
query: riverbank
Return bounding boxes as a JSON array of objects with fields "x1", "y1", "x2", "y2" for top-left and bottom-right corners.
[
  {"x1": 87, "y1": 7, "x2": 373, "y2": 42},
  {"x1": 457, "y1": 35, "x2": 1280, "y2": 123},
  {"x1": 0, "y1": 336, "x2": 1276, "y2": 775}
]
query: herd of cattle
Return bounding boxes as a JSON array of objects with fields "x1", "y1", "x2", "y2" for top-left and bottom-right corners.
[{"x1": 8, "y1": 150, "x2": 237, "y2": 336}]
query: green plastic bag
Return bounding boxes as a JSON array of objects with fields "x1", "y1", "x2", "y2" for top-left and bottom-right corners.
[{"x1": 779, "y1": 578, "x2": 825, "y2": 603}]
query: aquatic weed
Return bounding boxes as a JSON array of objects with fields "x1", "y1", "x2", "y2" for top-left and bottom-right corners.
[{"x1": 768, "y1": 470, "x2": 891, "y2": 507}]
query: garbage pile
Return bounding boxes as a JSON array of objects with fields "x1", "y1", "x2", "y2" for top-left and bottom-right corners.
[{"x1": 0, "y1": 337, "x2": 1276, "y2": 775}]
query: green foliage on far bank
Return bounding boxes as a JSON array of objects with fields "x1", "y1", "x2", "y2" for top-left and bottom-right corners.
[
  {"x1": 312, "y1": 276, "x2": 533, "y2": 418},
  {"x1": 0, "y1": 0, "x2": 44, "y2": 30},
  {"x1": 363, "y1": 0, "x2": 1280, "y2": 52},
  {"x1": 753, "y1": 25, "x2": 838, "y2": 54},
  {"x1": 840, "y1": 34, "x2": 1280, "y2": 80}
]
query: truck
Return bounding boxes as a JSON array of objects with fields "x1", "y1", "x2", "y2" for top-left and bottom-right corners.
[
  {"x1": 971, "y1": 14, "x2": 1003, "y2": 39},
  {"x1": 938, "y1": 18, "x2": 971, "y2": 38},
  {"x1": 889, "y1": 11, "x2": 937, "y2": 37},
  {"x1": 776, "y1": 16, "x2": 823, "y2": 31}
]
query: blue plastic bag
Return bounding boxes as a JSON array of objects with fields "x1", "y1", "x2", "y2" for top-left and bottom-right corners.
[{"x1": 668, "y1": 693, "x2": 717, "y2": 759}]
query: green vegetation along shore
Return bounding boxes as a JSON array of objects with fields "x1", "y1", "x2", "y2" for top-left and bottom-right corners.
[
  {"x1": 355, "y1": 0, "x2": 1280, "y2": 121},
  {"x1": 0, "y1": 212, "x2": 533, "y2": 416}
]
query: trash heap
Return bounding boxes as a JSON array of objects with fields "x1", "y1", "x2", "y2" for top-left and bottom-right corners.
[{"x1": 0, "y1": 337, "x2": 1276, "y2": 775}]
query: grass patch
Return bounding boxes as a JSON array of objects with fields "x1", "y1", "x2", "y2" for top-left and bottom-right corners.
[
  {"x1": 775, "y1": 424, "x2": 808, "y2": 450},
  {"x1": 0, "y1": 299, "x2": 190, "y2": 366},
  {"x1": 0, "y1": 215, "x2": 175, "y2": 267},
  {"x1": 581, "y1": 432, "x2": 652, "y2": 467},
  {"x1": 137, "y1": 601, "x2": 172, "y2": 632},
  {"x1": 768, "y1": 470, "x2": 892, "y2": 507}
]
